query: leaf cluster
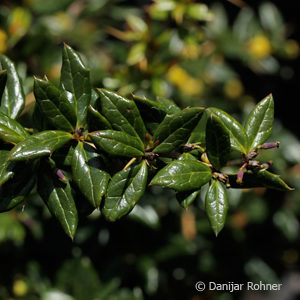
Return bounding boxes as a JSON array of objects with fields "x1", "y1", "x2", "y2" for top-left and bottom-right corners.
[{"x1": 0, "y1": 45, "x2": 293, "y2": 238}]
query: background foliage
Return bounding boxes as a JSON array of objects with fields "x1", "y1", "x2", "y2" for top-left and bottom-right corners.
[{"x1": 1, "y1": 0, "x2": 300, "y2": 299}]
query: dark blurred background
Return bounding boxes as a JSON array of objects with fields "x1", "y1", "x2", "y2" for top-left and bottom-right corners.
[{"x1": 0, "y1": 1, "x2": 300, "y2": 300}]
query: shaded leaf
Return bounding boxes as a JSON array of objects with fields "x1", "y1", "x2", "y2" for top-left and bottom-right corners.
[
  {"x1": 0, "y1": 162, "x2": 36, "y2": 212},
  {"x1": 0, "y1": 55, "x2": 25, "y2": 119},
  {"x1": 208, "y1": 107, "x2": 247, "y2": 153},
  {"x1": 34, "y1": 78, "x2": 76, "y2": 131},
  {"x1": 72, "y1": 142, "x2": 110, "y2": 208},
  {"x1": 153, "y1": 107, "x2": 204, "y2": 153},
  {"x1": 205, "y1": 113, "x2": 231, "y2": 170},
  {"x1": 205, "y1": 180, "x2": 228, "y2": 236},
  {"x1": 38, "y1": 164, "x2": 78, "y2": 239},
  {"x1": 176, "y1": 190, "x2": 200, "y2": 208},
  {"x1": 60, "y1": 44, "x2": 91, "y2": 128},
  {"x1": 87, "y1": 104, "x2": 112, "y2": 131},
  {"x1": 245, "y1": 94, "x2": 274, "y2": 150},
  {"x1": 0, "y1": 69, "x2": 7, "y2": 100},
  {"x1": 0, "y1": 150, "x2": 15, "y2": 186},
  {"x1": 150, "y1": 159, "x2": 212, "y2": 191},
  {"x1": 90, "y1": 130, "x2": 144, "y2": 157},
  {"x1": 102, "y1": 160, "x2": 148, "y2": 221},
  {"x1": 97, "y1": 89, "x2": 146, "y2": 142},
  {"x1": 188, "y1": 109, "x2": 208, "y2": 146},
  {"x1": 132, "y1": 94, "x2": 167, "y2": 123},
  {"x1": 228, "y1": 169, "x2": 293, "y2": 191},
  {"x1": 0, "y1": 111, "x2": 29, "y2": 144},
  {"x1": 156, "y1": 96, "x2": 181, "y2": 114},
  {"x1": 8, "y1": 130, "x2": 73, "y2": 161}
]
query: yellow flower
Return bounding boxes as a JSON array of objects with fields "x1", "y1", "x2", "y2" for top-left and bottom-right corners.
[
  {"x1": 167, "y1": 65, "x2": 203, "y2": 96},
  {"x1": 224, "y1": 79, "x2": 244, "y2": 99},
  {"x1": 0, "y1": 29, "x2": 8, "y2": 53},
  {"x1": 246, "y1": 35, "x2": 272, "y2": 59},
  {"x1": 13, "y1": 280, "x2": 28, "y2": 297}
]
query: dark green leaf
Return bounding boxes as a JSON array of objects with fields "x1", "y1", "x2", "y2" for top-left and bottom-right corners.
[
  {"x1": 60, "y1": 44, "x2": 91, "y2": 128},
  {"x1": 102, "y1": 160, "x2": 148, "y2": 221},
  {"x1": 153, "y1": 107, "x2": 204, "y2": 153},
  {"x1": 205, "y1": 180, "x2": 228, "y2": 236},
  {"x1": 8, "y1": 130, "x2": 73, "y2": 161},
  {"x1": 156, "y1": 96, "x2": 181, "y2": 114},
  {"x1": 176, "y1": 190, "x2": 200, "y2": 208},
  {"x1": 38, "y1": 165, "x2": 78, "y2": 239},
  {"x1": 150, "y1": 159, "x2": 212, "y2": 191},
  {"x1": 0, "y1": 111, "x2": 29, "y2": 144},
  {"x1": 0, "y1": 150, "x2": 15, "y2": 186},
  {"x1": 97, "y1": 89, "x2": 146, "y2": 142},
  {"x1": 132, "y1": 94, "x2": 167, "y2": 123},
  {"x1": 34, "y1": 77, "x2": 76, "y2": 132},
  {"x1": 90, "y1": 130, "x2": 144, "y2": 157},
  {"x1": 205, "y1": 113, "x2": 231, "y2": 170},
  {"x1": 0, "y1": 55, "x2": 25, "y2": 119},
  {"x1": 228, "y1": 169, "x2": 293, "y2": 191},
  {"x1": 72, "y1": 142, "x2": 110, "y2": 208},
  {"x1": 87, "y1": 104, "x2": 112, "y2": 131},
  {"x1": 188, "y1": 110, "x2": 208, "y2": 146},
  {"x1": 208, "y1": 107, "x2": 247, "y2": 153},
  {"x1": 0, "y1": 162, "x2": 36, "y2": 212},
  {"x1": 178, "y1": 153, "x2": 197, "y2": 161},
  {"x1": 245, "y1": 94, "x2": 274, "y2": 150},
  {"x1": 0, "y1": 69, "x2": 7, "y2": 100}
]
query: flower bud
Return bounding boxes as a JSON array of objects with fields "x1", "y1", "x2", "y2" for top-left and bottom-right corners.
[
  {"x1": 259, "y1": 141, "x2": 280, "y2": 149},
  {"x1": 56, "y1": 169, "x2": 68, "y2": 183},
  {"x1": 236, "y1": 170, "x2": 244, "y2": 184}
]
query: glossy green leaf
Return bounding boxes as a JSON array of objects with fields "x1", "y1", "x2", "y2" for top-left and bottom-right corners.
[
  {"x1": 176, "y1": 190, "x2": 200, "y2": 208},
  {"x1": 178, "y1": 153, "x2": 198, "y2": 161},
  {"x1": 208, "y1": 107, "x2": 247, "y2": 153},
  {"x1": 0, "y1": 150, "x2": 15, "y2": 186},
  {"x1": 34, "y1": 77, "x2": 76, "y2": 131},
  {"x1": 156, "y1": 96, "x2": 181, "y2": 114},
  {"x1": 0, "y1": 55, "x2": 25, "y2": 119},
  {"x1": 60, "y1": 44, "x2": 91, "y2": 128},
  {"x1": 205, "y1": 113, "x2": 231, "y2": 170},
  {"x1": 0, "y1": 162, "x2": 36, "y2": 212},
  {"x1": 187, "y1": 110, "x2": 208, "y2": 146},
  {"x1": 132, "y1": 94, "x2": 167, "y2": 123},
  {"x1": 72, "y1": 142, "x2": 110, "y2": 208},
  {"x1": 0, "y1": 69, "x2": 7, "y2": 100},
  {"x1": 87, "y1": 104, "x2": 112, "y2": 131},
  {"x1": 90, "y1": 130, "x2": 144, "y2": 157},
  {"x1": 102, "y1": 160, "x2": 148, "y2": 221},
  {"x1": 0, "y1": 111, "x2": 29, "y2": 144},
  {"x1": 8, "y1": 130, "x2": 73, "y2": 161},
  {"x1": 245, "y1": 94, "x2": 274, "y2": 150},
  {"x1": 38, "y1": 166, "x2": 78, "y2": 239},
  {"x1": 205, "y1": 180, "x2": 228, "y2": 236},
  {"x1": 150, "y1": 159, "x2": 212, "y2": 191},
  {"x1": 153, "y1": 107, "x2": 204, "y2": 153},
  {"x1": 97, "y1": 89, "x2": 146, "y2": 142},
  {"x1": 228, "y1": 169, "x2": 293, "y2": 191}
]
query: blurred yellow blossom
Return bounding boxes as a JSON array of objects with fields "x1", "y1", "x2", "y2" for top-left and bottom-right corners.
[
  {"x1": 167, "y1": 65, "x2": 203, "y2": 96},
  {"x1": 0, "y1": 29, "x2": 8, "y2": 53},
  {"x1": 224, "y1": 78, "x2": 244, "y2": 99},
  {"x1": 246, "y1": 35, "x2": 272, "y2": 59},
  {"x1": 13, "y1": 279, "x2": 28, "y2": 297}
]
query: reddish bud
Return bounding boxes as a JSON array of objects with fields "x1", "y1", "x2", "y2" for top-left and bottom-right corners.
[
  {"x1": 260, "y1": 141, "x2": 280, "y2": 149},
  {"x1": 236, "y1": 170, "x2": 244, "y2": 184},
  {"x1": 56, "y1": 169, "x2": 68, "y2": 183}
]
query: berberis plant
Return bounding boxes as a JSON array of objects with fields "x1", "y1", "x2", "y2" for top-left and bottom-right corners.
[{"x1": 0, "y1": 45, "x2": 293, "y2": 239}]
